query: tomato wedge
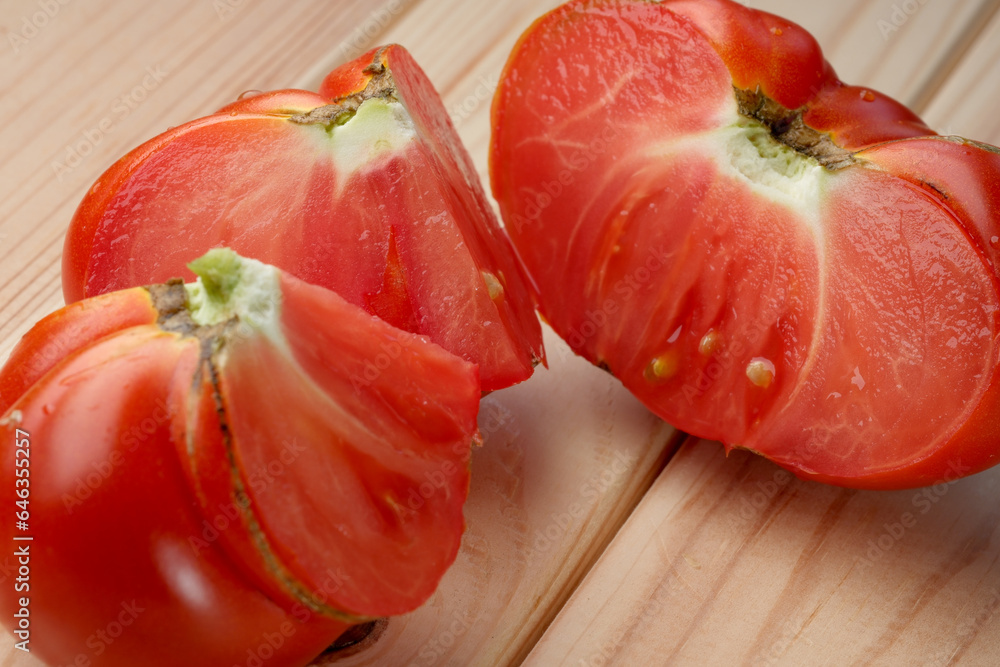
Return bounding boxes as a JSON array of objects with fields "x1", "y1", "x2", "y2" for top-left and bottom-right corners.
[
  {"x1": 490, "y1": 0, "x2": 1000, "y2": 488},
  {"x1": 1, "y1": 249, "x2": 479, "y2": 666},
  {"x1": 63, "y1": 45, "x2": 542, "y2": 391}
]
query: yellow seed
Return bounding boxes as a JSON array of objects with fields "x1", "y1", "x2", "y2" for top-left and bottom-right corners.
[
  {"x1": 746, "y1": 358, "x2": 775, "y2": 388},
  {"x1": 383, "y1": 493, "x2": 408, "y2": 520},
  {"x1": 645, "y1": 351, "x2": 680, "y2": 382},
  {"x1": 481, "y1": 271, "x2": 504, "y2": 301},
  {"x1": 699, "y1": 329, "x2": 721, "y2": 356}
]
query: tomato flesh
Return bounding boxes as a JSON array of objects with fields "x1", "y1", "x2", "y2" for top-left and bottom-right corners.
[
  {"x1": 194, "y1": 272, "x2": 475, "y2": 617},
  {"x1": 491, "y1": 0, "x2": 1000, "y2": 487},
  {"x1": 63, "y1": 45, "x2": 542, "y2": 391}
]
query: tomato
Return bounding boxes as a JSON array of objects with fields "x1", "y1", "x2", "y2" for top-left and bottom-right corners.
[
  {"x1": 0, "y1": 249, "x2": 479, "y2": 666},
  {"x1": 490, "y1": 0, "x2": 1000, "y2": 489},
  {"x1": 62, "y1": 45, "x2": 543, "y2": 392}
]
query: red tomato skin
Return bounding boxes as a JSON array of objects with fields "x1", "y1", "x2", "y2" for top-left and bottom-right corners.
[
  {"x1": 0, "y1": 322, "x2": 347, "y2": 667},
  {"x1": 0, "y1": 287, "x2": 156, "y2": 415},
  {"x1": 490, "y1": 0, "x2": 1000, "y2": 489},
  {"x1": 216, "y1": 89, "x2": 329, "y2": 115},
  {"x1": 651, "y1": 0, "x2": 932, "y2": 146},
  {"x1": 316, "y1": 51, "x2": 373, "y2": 98}
]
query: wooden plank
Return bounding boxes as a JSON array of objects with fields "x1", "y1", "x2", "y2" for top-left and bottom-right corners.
[
  {"x1": 922, "y1": 8, "x2": 1000, "y2": 143},
  {"x1": 763, "y1": 0, "x2": 1000, "y2": 111},
  {"x1": 525, "y1": 443, "x2": 1000, "y2": 666}
]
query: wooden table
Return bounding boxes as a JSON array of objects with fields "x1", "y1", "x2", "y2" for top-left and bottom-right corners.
[{"x1": 2, "y1": 0, "x2": 1000, "y2": 665}]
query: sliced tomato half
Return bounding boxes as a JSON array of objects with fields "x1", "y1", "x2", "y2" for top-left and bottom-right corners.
[
  {"x1": 63, "y1": 45, "x2": 542, "y2": 391},
  {"x1": 490, "y1": 0, "x2": 1000, "y2": 488}
]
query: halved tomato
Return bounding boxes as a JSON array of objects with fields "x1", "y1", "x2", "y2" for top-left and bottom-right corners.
[
  {"x1": 63, "y1": 45, "x2": 542, "y2": 391},
  {"x1": 490, "y1": 0, "x2": 1000, "y2": 488},
  {"x1": 1, "y1": 249, "x2": 479, "y2": 666}
]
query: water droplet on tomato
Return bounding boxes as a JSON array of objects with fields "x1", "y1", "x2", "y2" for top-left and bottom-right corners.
[
  {"x1": 645, "y1": 350, "x2": 680, "y2": 382},
  {"x1": 667, "y1": 326, "x2": 682, "y2": 343},
  {"x1": 699, "y1": 329, "x2": 721, "y2": 356},
  {"x1": 770, "y1": 26, "x2": 783, "y2": 36},
  {"x1": 861, "y1": 90, "x2": 876, "y2": 102},
  {"x1": 746, "y1": 358, "x2": 775, "y2": 388},
  {"x1": 230, "y1": 111, "x2": 238, "y2": 116},
  {"x1": 992, "y1": 236, "x2": 998, "y2": 244},
  {"x1": 237, "y1": 89, "x2": 263, "y2": 100}
]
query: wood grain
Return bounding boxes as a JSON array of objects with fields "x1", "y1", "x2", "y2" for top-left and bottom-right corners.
[
  {"x1": 2, "y1": 0, "x2": 1000, "y2": 665},
  {"x1": 923, "y1": 7, "x2": 1000, "y2": 143},
  {"x1": 525, "y1": 443, "x2": 1000, "y2": 666},
  {"x1": 762, "y1": 0, "x2": 1000, "y2": 112}
]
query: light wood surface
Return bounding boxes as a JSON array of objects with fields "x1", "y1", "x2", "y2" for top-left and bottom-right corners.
[
  {"x1": 923, "y1": 7, "x2": 1000, "y2": 142},
  {"x1": 2, "y1": 0, "x2": 1000, "y2": 665},
  {"x1": 526, "y1": 444, "x2": 1000, "y2": 666}
]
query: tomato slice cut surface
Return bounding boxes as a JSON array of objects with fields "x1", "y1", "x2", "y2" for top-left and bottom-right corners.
[
  {"x1": 64, "y1": 46, "x2": 542, "y2": 391},
  {"x1": 491, "y1": 0, "x2": 1000, "y2": 487},
  {"x1": 165, "y1": 253, "x2": 481, "y2": 619},
  {"x1": 206, "y1": 273, "x2": 476, "y2": 617}
]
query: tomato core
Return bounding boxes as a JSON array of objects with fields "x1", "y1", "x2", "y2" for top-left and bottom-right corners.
[{"x1": 734, "y1": 88, "x2": 855, "y2": 170}]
